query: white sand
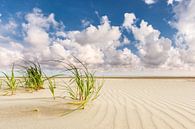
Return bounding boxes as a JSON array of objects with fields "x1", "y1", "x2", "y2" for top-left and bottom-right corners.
[{"x1": 0, "y1": 78, "x2": 195, "y2": 129}]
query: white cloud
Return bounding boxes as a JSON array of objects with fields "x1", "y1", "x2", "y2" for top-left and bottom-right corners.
[
  {"x1": 0, "y1": 45, "x2": 23, "y2": 68},
  {"x1": 143, "y1": 0, "x2": 183, "y2": 5},
  {"x1": 81, "y1": 19, "x2": 90, "y2": 27},
  {"x1": 23, "y1": 8, "x2": 58, "y2": 48},
  {"x1": 9, "y1": 41, "x2": 24, "y2": 50},
  {"x1": 0, "y1": 19, "x2": 18, "y2": 36},
  {"x1": 123, "y1": 13, "x2": 173, "y2": 67},
  {"x1": 122, "y1": 36, "x2": 131, "y2": 45},
  {"x1": 1, "y1": 7, "x2": 195, "y2": 73},
  {"x1": 143, "y1": 0, "x2": 156, "y2": 5},
  {"x1": 24, "y1": 26, "x2": 50, "y2": 48},
  {"x1": 167, "y1": 0, "x2": 174, "y2": 5},
  {"x1": 56, "y1": 31, "x2": 66, "y2": 37},
  {"x1": 106, "y1": 48, "x2": 140, "y2": 66},
  {"x1": 5, "y1": 20, "x2": 18, "y2": 31},
  {"x1": 59, "y1": 15, "x2": 139, "y2": 67},
  {"x1": 5, "y1": 9, "x2": 138, "y2": 70},
  {"x1": 0, "y1": 35, "x2": 11, "y2": 43},
  {"x1": 78, "y1": 45, "x2": 104, "y2": 64},
  {"x1": 132, "y1": 20, "x2": 160, "y2": 43},
  {"x1": 50, "y1": 43, "x2": 69, "y2": 59},
  {"x1": 67, "y1": 16, "x2": 121, "y2": 48},
  {"x1": 172, "y1": 0, "x2": 195, "y2": 64},
  {"x1": 167, "y1": 0, "x2": 183, "y2": 5},
  {"x1": 0, "y1": 18, "x2": 23, "y2": 68},
  {"x1": 162, "y1": 48, "x2": 184, "y2": 69},
  {"x1": 24, "y1": 8, "x2": 58, "y2": 29},
  {"x1": 123, "y1": 13, "x2": 136, "y2": 29}
]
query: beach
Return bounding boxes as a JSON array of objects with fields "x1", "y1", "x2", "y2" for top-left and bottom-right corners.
[{"x1": 0, "y1": 78, "x2": 195, "y2": 129}]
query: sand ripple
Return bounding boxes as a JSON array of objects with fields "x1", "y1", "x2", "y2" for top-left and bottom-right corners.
[{"x1": 0, "y1": 79, "x2": 195, "y2": 129}]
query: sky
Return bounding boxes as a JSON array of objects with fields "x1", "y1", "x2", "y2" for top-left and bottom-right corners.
[{"x1": 0, "y1": 0, "x2": 195, "y2": 76}]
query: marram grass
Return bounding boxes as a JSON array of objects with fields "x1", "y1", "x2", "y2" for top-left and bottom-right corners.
[
  {"x1": 47, "y1": 77, "x2": 56, "y2": 100},
  {"x1": 22, "y1": 62, "x2": 44, "y2": 91},
  {"x1": 0, "y1": 79, "x2": 2, "y2": 89},
  {"x1": 2, "y1": 64, "x2": 17, "y2": 95},
  {"x1": 65, "y1": 60, "x2": 104, "y2": 109},
  {"x1": 0, "y1": 59, "x2": 104, "y2": 116}
]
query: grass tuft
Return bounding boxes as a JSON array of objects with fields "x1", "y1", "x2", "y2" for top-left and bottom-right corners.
[
  {"x1": 47, "y1": 77, "x2": 56, "y2": 100},
  {"x1": 65, "y1": 59, "x2": 104, "y2": 109},
  {"x1": 0, "y1": 79, "x2": 2, "y2": 89},
  {"x1": 22, "y1": 61, "x2": 44, "y2": 91},
  {"x1": 2, "y1": 64, "x2": 17, "y2": 95}
]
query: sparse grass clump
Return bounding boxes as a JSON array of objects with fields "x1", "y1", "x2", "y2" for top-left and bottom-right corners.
[
  {"x1": 3, "y1": 64, "x2": 17, "y2": 95},
  {"x1": 65, "y1": 60, "x2": 103, "y2": 109},
  {"x1": 0, "y1": 79, "x2": 2, "y2": 89},
  {"x1": 22, "y1": 62, "x2": 44, "y2": 91},
  {"x1": 47, "y1": 77, "x2": 56, "y2": 100}
]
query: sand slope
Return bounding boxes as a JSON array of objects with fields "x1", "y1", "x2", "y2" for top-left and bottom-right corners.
[{"x1": 0, "y1": 78, "x2": 195, "y2": 129}]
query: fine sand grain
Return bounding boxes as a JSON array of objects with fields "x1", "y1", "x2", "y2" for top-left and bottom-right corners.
[{"x1": 0, "y1": 78, "x2": 195, "y2": 129}]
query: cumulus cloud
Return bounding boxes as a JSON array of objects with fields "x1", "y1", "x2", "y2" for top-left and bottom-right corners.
[
  {"x1": 103, "y1": 47, "x2": 140, "y2": 67},
  {"x1": 78, "y1": 45, "x2": 104, "y2": 64},
  {"x1": 24, "y1": 8, "x2": 58, "y2": 29},
  {"x1": 24, "y1": 27, "x2": 50, "y2": 48},
  {"x1": 69, "y1": 16, "x2": 121, "y2": 47},
  {"x1": 23, "y1": 8, "x2": 58, "y2": 48},
  {"x1": 57, "y1": 15, "x2": 139, "y2": 67},
  {"x1": 123, "y1": 13, "x2": 173, "y2": 67},
  {"x1": 162, "y1": 48, "x2": 183, "y2": 69},
  {"x1": 20, "y1": 8, "x2": 65, "y2": 63},
  {"x1": 171, "y1": 0, "x2": 195, "y2": 65},
  {"x1": 0, "y1": 18, "x2": 23, "y2": 68},
  {"x1": 1, "y1": 8, "x2": 140, "y2": 71},
  {"x1": 123, "y1": 13, "x2": 136, "y2": 29},
  {"x1": 0, "y1": 45, "x2": 23, "y2": 68},
  {"x1": 0, "y1": 6, "x2": 194, "y2": 73}
]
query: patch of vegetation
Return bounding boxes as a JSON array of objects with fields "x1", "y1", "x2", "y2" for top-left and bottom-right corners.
[
  {"x1": 22, "y1": 62, "x2": 44, "y2": 91},
  {"x1": 2, "y1": 64, "x2": 17, "y2": 95},
  {"x1": 0, "y1": 79, "x2": 2, "y2": 89},
  {"x1": 65, "y1": 59, "x2": 104, "y2": 109},
  {"x1": 47, "y1": 77, "x2": 56, "y2": 100}
]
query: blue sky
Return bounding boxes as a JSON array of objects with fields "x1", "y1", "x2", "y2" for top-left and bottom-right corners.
[
  {"x1": 0, "y1": 0, "x2": 195, "y2": 76},
  {"x1": 0, "y1": 0, "x2": 175, "y2": 37}
]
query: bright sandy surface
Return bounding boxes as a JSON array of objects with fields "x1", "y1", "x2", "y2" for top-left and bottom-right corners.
[{"x1": 0, "y1": 78, "x2": 195, "y2": 129}]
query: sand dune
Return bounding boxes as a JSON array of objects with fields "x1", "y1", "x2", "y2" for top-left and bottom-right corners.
[{"x1": 0, "y1": 78, "x2": 195, "y2": 129}]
